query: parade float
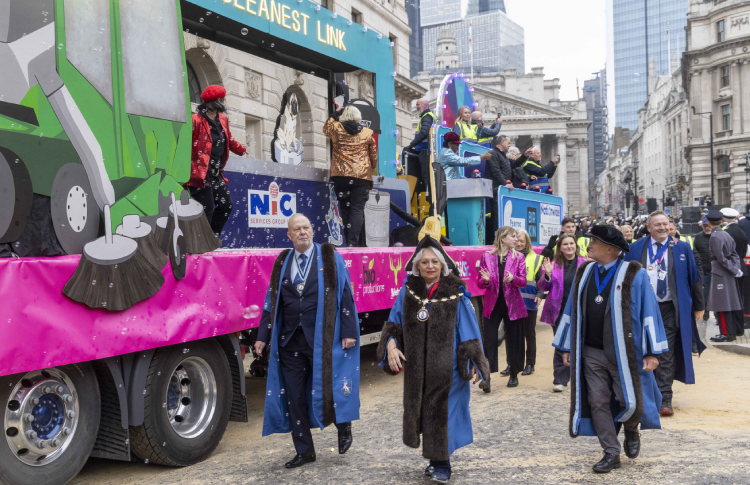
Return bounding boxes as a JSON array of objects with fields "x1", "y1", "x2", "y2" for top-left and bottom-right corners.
[{"x1": 0, "y1": 1, "x2": 560, "y2": 483}]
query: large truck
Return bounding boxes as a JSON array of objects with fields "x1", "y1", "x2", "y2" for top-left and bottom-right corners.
[{"x1": 0, "y1": 1, "x2": 562, "y2": 484}]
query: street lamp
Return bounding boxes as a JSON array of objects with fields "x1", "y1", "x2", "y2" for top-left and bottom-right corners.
[
  {"x1": 633, "y1": 158, "x2": 639, "y2": 214},
  {"x1": 691, "y1": 106, "x2": 714, "y2": 203}
]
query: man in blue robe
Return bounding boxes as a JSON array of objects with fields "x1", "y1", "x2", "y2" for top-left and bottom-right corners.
[
  {"x1": 624, "y1": 211, "x2": 705, "y2": 416},
  {"x1": 254, "y1": 213, "x2": 359, "y2": 468},
  {"x1": 553, "y1": 225, "x2": 667, "y2": 473}
]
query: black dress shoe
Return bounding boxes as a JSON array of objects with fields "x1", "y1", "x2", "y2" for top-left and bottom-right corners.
[
  {"x1": 424, "y1": 465, "x2": 435, "y2": 476},
  {"x1": 702, "y1": 312, "x2": 710, "y2": 321},
  {"x1": 507, "y1": 375, "x2": 519, "y2": 387},
  {"x1": 692, "y1": 342, "x2": 699, "y2": 355},
  {"x1": 500, "y1": 365, "x2": 510, "y2": 376},
  {"x1": 659, "y1": 397, "x2": 673, "y2": 416},
  {"x1": 338, "y1": 424, "x2": 353, "y2": 454},
  {"x1": 623, "y1": 430, "x2": 641, "y2": 459},
  {"x1": 710, "y1": 334, "x2": 736, "y2": 342},
  {"x1": 522, "y1": 364, "x2": 534, "y2": 375},
  {"x1": 592, "y1": 452, "x2": 621, "y2": 473},
  {"x1": 285, "y1": 451, "x2": 316, "y2": 468},
  {"x1": 431, "y1": 470, "x2": 450, "y2": 483}
]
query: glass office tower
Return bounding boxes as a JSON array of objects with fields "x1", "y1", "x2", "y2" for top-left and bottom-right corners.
[
  {"x1": 406, "y1": 0, "x2": 422, "y2": 77},
  {"x1": 612, "y1": 0, "x2": 687, "y2": 131},
  {"x1": 421, "y1": 9, "x2": 523, "y2": 75}
]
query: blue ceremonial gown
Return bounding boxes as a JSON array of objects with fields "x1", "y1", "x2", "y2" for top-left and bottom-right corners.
[
  {"x1": 553, "y1": 262, "x2": 668, "y2": 436},
  {"x1": 381, "y1": 284, "x2": 485, "y2": 456},
  {"x1": 625, "y1": 237, "x2": 705, "y2": 384},
  {"x1": 261, "y1": 243, "x2": 360, "y2": 436}
]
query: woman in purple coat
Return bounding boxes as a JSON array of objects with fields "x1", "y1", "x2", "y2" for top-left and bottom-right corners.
[
  {"x1": 537, "y1": 234, "x2": 586, "y2": 392},
  {"x1": 478, "y1": 226, "x2": 528, "y2": 387}
]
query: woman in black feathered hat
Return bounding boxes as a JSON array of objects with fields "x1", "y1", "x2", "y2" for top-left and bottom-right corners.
[{"x1": 377, "y1": 236, "x2": 490, "y2": 483}]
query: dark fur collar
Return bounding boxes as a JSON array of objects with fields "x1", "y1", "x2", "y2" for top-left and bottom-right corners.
[{"x1": 405, "y1": 274, "x2": 466, "y2": 300}]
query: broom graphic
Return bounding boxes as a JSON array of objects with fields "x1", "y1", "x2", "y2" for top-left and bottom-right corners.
[
  {"x1": 63, "y1": 206, "x2": 164, "y2": 311},
  {"x1": 164, "y1": 190, "x2": 221, "y2": 254},
  {"x1": 154, "y1": 216, "x2": 170, "y2": 253},
  {"x1": 168, "y1": 192, "x2": 187, "y2": 280},
  {"x1": 115, "y1": 215, "x2": 168, "y2": 270}
]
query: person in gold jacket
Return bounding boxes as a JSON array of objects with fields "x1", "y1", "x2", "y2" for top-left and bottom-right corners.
[{"x1": 324, "y1": 105, "x2": 378, "y2": 247}]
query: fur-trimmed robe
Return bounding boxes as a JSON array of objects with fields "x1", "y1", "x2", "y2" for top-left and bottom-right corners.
[
  {"x1": 552, "y1": 260, "x2": 668, "y2": 438},
  {"x1": 377, "y1": 274, "x2": 490, "y2": 461},
  {"x1": 260, "y1": 243, "x2": 360, "y2": 436}
]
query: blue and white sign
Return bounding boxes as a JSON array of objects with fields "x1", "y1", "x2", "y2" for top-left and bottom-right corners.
[
  {"x1": 497, "y1": 186, "x2": 563, "y2": 246},
  {"x1": 665, "y1": 208, "x2": 671, "y2": 215}
]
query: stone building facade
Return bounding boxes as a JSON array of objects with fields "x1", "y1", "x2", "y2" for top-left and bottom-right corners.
[
  {"x1": 183, "y1": 0, "x2": 426, "y2": 171},
  {"x1": 416, "y1": 28, "x2": 592, "y2": 215},
  {"x1": 684, "y1": 0, "x2": 750, "y2": 211},
  {"x1": 628, "y1": 52, "x2": 690, "y2": 215}
]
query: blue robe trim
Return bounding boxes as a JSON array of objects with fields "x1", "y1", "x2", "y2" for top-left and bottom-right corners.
[
  {"x1": 261, "y1": 243, "x2": 360, "y2": 437},
  {"x1": 553, "y1": 261, "x2": 668, "y2": 437}
]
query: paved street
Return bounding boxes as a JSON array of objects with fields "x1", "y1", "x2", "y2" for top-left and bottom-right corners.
[{"x1": 75, "y1": 322, "x2": 750, "y2": 485}]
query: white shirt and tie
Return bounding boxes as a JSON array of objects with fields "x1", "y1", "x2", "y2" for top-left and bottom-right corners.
[
  {"x1": 291, "y1": 245, "x2": 315, "y2": 283},
  {"x1": 646, "y1": 237, "x2": 671, "y2": 302}
]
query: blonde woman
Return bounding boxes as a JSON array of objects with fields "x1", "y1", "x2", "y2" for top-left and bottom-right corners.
[
  {"x1": 477, "y1": 226, "x2": 528, "y2": 387},
  {"x1": 324, "y1": 105, "x2": 378, "y2": 247},
  {"x1": 620, "y1": 224, "x2": 635, "y2": 243}
]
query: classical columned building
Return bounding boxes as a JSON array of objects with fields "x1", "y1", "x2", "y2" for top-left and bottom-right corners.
[{"x1": 684, "y1": 0, "x2": 750, "y2": 211}]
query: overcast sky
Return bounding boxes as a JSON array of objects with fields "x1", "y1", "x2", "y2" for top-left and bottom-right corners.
[{"x1": 504, "y1": 0, "x2": 607, "y2": 100}]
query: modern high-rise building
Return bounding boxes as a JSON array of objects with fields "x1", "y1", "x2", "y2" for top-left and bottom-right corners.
[
  {"x1": 406, "y1": 0, "x2": 422, "y2": 77},
  {"x1": 420, "y1": 9, "x2": 523, "y2": 75},
  {"x1": 608, "y1": 0, "x2": 688, "y2": 132},
  {"x1": 584, "y1": 69, "x2": 609, "y2": 213}
]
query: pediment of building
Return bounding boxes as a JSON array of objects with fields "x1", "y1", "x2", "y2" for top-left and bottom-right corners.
[{"x1": 472, "y1": 86, "x2": 573, "y2": 121}]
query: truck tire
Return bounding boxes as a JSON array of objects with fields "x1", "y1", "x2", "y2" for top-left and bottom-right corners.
[
  {"x1": 0, "y1": 364, "x2": 100, "y2": 485},
  {"x1": 129, "y1": 340, "x2": 232, "y2": 466}
]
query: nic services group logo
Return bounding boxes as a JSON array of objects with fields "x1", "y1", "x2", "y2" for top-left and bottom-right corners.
[{"x1": 248, "y1": 182, "x2": 296, "y2": 228}]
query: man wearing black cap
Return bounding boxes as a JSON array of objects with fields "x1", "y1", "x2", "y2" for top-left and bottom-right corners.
[
  {"x1": 705, "y1": 210, "x2": 744, "y2": 342},
  {"x1": 553, "y1": 225, "x2": 667, "y2": 473},
  {"x1": 624, "y1": 211, "x2": 705, "y2": 416}
]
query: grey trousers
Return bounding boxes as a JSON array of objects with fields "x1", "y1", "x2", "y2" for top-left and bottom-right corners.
[
  {"x1": 653, "y1": 301, "x2": 678, "y2": 400},
  {"x1": 583, "y1": 346, "x2": 638, "y2": 455}
]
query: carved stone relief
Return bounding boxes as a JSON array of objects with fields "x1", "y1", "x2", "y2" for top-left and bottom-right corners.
[{"x1": 245, "y1": 70, "x2": 261, "y2": 99}]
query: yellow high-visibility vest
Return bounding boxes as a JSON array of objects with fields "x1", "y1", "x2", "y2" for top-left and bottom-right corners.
[
  {"x1": 525, "y1": 253, "x2": 543, "y2": 284},
  {"x1": 454, "y1": 120, "x2": 476, "y2": 141},
  {"x1": 577, "y1": 237, "x2": 590, "y2": 257}
]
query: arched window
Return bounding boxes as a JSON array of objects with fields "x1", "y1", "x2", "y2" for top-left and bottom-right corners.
[{"x1": 187, "y1": 61, "x2": 202, "y2": 104}]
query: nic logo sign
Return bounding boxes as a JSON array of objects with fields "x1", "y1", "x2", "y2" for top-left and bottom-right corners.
[{"x1": 248, "y1": 182, "x2": 296, "y2": 228}]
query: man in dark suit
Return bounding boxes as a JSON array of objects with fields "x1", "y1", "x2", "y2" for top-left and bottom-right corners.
[
  {"x1": 624, "y1": 211, "x2": 704, "y2": 416},
  {"x1": 720, "y1": 208, "x2": 748, "y2": 335},
  {"x1": 738, "y1": 204, "x2": 750, "y2": 242},
  {"x1": 255, "y1": 214, "x2": 359, "y2": 468},
  {"x1": 485, "y1": 135, "x2": 515, "y2": 243}
]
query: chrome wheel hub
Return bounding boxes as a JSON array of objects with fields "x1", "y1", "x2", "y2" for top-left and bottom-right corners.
[
  {"x1": 4, "y1": 369, "x2": 80, "y2": 466},
  {"x1": 165, "y1": 357, "x2": 217, "y2": 439}
]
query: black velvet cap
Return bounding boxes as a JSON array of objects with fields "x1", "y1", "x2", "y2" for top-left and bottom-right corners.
[
  {"x1": 583, "y1": 224, "x2": 630, "y2": 253},
  {"x1": 405, "y1": 235, "x2": 458, "y2": 275}
]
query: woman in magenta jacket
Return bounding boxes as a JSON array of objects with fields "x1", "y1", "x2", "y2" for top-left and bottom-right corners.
[
  {"x1": 478, "y1": 226, "x2": 528, "y2": 388},
  {"x1": 536, "y1": 233, "x2": 586, "y2": 392}
]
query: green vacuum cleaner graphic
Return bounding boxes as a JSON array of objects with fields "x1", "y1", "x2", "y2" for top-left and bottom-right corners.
[{"x1": 0, "y1": 0, "x2": 193, "y2": 255}]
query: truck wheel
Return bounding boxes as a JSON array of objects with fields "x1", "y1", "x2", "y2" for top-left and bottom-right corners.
[
  {"x1": 0, "y1": 364, "x2": 100, "y2": 485},
  {"x1": 50, "y1": 163, "x2": 100, "y2": 255},
  {"x1": 130, "y1": 340, "x2": 232, "y2": 466},
  {"x1": 0, "y1": 147, "x2": 33, "y2": 244}
]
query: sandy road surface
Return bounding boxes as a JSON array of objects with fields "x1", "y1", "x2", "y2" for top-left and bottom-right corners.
[{"x1": 74, "y1": 323, "x2": 750, "y2": 484}]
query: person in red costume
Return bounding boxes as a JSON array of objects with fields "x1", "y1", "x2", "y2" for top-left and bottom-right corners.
[{"x1": 186, "y1": 85, "x2": 247, "y2": 236}]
